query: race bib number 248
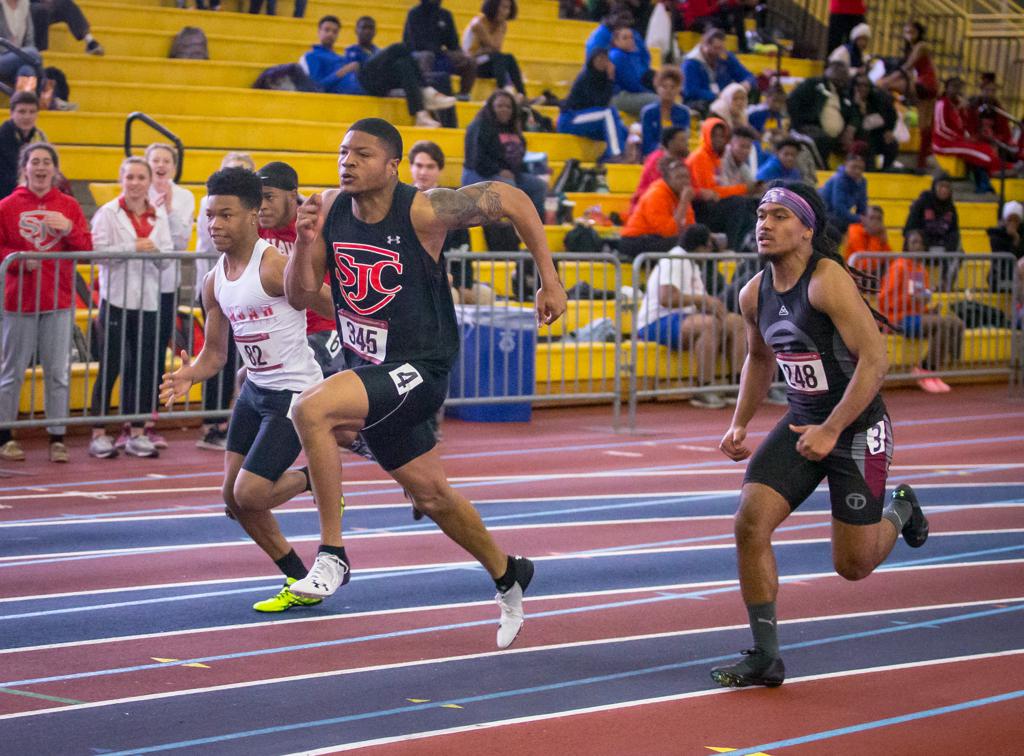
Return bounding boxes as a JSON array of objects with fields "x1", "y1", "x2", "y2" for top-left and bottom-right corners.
[{"x1": 777, "y1": 352, "x2": 829, "y2": 395}]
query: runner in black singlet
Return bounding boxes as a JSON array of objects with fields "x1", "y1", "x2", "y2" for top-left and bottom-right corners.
[
  {"x1": 282, "y1": 118, "x2": 566, "y2": 649},
  {"x1": 711, "y1": 182, "x2": 930, "y2": 688}
]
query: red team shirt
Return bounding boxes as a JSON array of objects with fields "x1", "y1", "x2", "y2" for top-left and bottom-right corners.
[{"x1": 258, "y1": 220, "x2": 335, "y2": 334}]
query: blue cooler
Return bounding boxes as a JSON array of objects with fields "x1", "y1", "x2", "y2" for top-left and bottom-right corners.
[{"x1": 447, "y1": 304, "x2": 536, "y2": 422}]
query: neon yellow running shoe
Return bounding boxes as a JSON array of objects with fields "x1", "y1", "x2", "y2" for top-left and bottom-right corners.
[{"x1": 252, "y1": 577, "x2": 323, "y2": 613}]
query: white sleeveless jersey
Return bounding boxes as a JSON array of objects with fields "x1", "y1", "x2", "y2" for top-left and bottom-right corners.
[{"x1": 213, "y1": 238, "x2": 322, "y2": 391}]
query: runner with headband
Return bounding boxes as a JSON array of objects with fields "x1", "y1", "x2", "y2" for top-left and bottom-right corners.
[{"x1": 711, "y1": 181, "x2": 929, "y2": 688}]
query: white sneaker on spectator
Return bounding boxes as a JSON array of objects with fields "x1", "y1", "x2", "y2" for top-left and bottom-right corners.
[
  {"x1": 422, "y1": 87, "x2": 456, "y2": 110},
  {"x1": 88, "y1": 435, "x2": 118, "y2": 459},
  {"x1": 414, "y1": 110, "x2": 442, "y2": 128},
  {"x1": 125, "y1": 434, "x2": 158, "y2": 458},
  {"x1": 690, "y1": 392, "x2": 728, "y2": 409},
  {"x1": 145, "y1": 427, "x2": 168, "y2": 448},
  {"x1": 289, "y1": 552, "x2": 350, "y2": 598},
  {"x1": 0, "y1": 440, "x2": 25, "y2": 461}
]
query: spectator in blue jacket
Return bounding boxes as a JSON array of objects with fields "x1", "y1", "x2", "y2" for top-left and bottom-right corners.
[
  {"x1": 301, "y1": 15, "x2": 454, "y2": 127},
  {"x1": 682, "y1": 27, "x2": 758, "y2": 118},
  {"x1": 557, "y1": 48, "x2": 629, "y2": 160},
  {"x1": 756, "y1": 138, "x2": 805, "y2": 182},
  {"x1": 819, "y1": 152, "x2": 868, "y2": 233},
  {"x1": 639, "y1": 66, "x2": 691, "y2": 157},
  {"x1": 608, "y1": 24, "x2": 658, "y2": 116},
  {"x1": 585, "y1": 5, "x2": 650, "y2": 68}
]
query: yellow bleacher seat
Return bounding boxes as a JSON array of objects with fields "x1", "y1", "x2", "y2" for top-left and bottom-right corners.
[{"x1": 963, "y1": 328, "x2": 1014, "y2": 363}]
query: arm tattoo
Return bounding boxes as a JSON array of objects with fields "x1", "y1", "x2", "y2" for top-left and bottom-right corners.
[{"x1": 427, "y1": 183, "x2": 505, "y2": 229}]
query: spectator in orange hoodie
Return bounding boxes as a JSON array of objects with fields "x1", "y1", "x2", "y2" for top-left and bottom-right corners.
[
  {"x1": 878, "y1": 229, "x2": 964, "y2": 393},
  {"x1": 619, "y1": 156, "x2": 695, "y2": 260},
  {"x1": 685, "y1": 116, "x2": 761, "y2": 250},
  {"x1": 844, "y1": 204, "x2": 891, "y2": 279}
]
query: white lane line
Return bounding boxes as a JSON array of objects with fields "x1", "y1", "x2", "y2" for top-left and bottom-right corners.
[
  {"x1": 1, "y1": 600, "x2": 1020, "y2": 722},
  {"x1": 3, "y1": 562, "x2": 1021, "y2": 657},
  {"x1": 3, "y1": 527, "x2": 1020, "y2": 566},
  {"x1": 294, "y1": 648, "x2": 1024, "y2": 754}
]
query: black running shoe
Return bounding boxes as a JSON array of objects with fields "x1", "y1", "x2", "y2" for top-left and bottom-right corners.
[
  {"x1": 893, "y1": 483, "x2": 928, "y2": 548},
  {"x1": 710, "y1": 648, "x2": 786, "y2": 688}
]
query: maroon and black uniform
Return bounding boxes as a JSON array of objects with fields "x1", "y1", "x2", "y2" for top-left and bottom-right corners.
[{"x1": 744, "y1": 256, "x2": 892, "y2": 525}]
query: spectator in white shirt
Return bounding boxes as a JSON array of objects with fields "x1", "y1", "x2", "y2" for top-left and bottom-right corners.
[
  {"x1": 88, "y1": 156, "x2": 173, "y2": 459},
  {"x1": 636, "y1": 223, "x2": 745, "y2": 408}
]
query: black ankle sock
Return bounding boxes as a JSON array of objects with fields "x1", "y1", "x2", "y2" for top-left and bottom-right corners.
[
  {"x1": 495, "y1": 555, "x2": 517, "y2": 592},
  {"x1": 319, "y1": 544, "x2": 348, "y2": 564},
  {"x1": 298, "y1": 466, "x2": 312, "y2": 492},
  {"x1": 747, "y1": 601, "x2": 780, "y2": 657},
  {"x1": 49, "y1": 434, "x2": 64, "y2": 444},
  {"x1": 275, "y1": 549, "x2": 307, "y2": 581},
  {"x1": 0, "y1": 429, "x2": 11, "y2": 445}
]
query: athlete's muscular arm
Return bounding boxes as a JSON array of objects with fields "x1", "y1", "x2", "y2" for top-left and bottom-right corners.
[
  {"x1": 159, "y1": 272, "x2": 229, "y2": 406},
  {"x1": 285, "y1": 191, "x2": 334, "y2": 310},
  {"x1": 720, "y1": 273, "x2": 776, "y2": 461},
  {"x1": 791, "y1": 260, "x2": 889, "y2": 461},
  {"x1": 418, "y1": 182, "x2": 566, "y2": 324}
]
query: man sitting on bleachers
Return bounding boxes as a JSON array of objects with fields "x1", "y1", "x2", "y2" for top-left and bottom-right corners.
[
  {"x1": 682, "y1": 28, "x2": 758, "y2": 119},
  {"x1": 300, "y1": 14, "x2": 454, "y2": 128},
  {"x1": 787, "y1": 60, "x2": 855, "y2": 169},
  {"x1": 404, "y1": 0, "x2": 477, "y2": 101},
  {"x1": 635, "y1": 223, "x2": 745, "y2": 409},
  {"x1": 619, "y1": 155, "x2": 694, "y2": 260},
  {"x1": 844, "y1": 204, "x2": 891, "y2": 278},
  {"x1": 819, "y1": 151, "x2": 867, "y2": 234},
  {"x1": 903, "y1": 174, "x2": 962, "y2": 292},
  {"x1": 630, "y1": 125, "x2": 690, "y2": 216},
  {"x1": 756, "y1": 138, "x2": 805, "y2": 184}
]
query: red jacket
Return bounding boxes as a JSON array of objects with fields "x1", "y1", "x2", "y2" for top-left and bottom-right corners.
[
  {"x1": 259, "y1": 221, "x2": 334, "y2": 334},
  {"x1": 0, "y1": 186, "x2": 91, "y2": 312}
]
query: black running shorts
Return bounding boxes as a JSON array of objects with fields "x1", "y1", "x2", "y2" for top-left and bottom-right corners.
[
  {"x1": 226, "y1": 380, "x2": 303, "y2": 481},
  {"x1": 307, "y1": 330, "x2": 348, "y2": 378},
  {"x1": 744, "y1": 412, "x2": 894, "y2": 525},
  {"x1": 353, "y1": 360, "x2": 449, "y2": 471}
]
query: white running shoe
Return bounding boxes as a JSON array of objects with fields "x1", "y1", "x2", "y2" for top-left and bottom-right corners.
[
  {"x1": 289, "y1": 552, "x2": 350, "y2": 598},
  {"x1": 125, "y1": 433, "x2": 158, "y2": 458},
  {"x1": 495, "y1": 556, "x2": 534, "y2": 649},
  {"x1": 422, "y1": 86, "x2": 456, "y2": 110}
]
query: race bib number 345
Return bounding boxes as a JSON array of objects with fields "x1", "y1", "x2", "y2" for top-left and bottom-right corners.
[
  {"x1": 777, "y1": 352, "x2": 830, "y2": 394},
  {"x1": 338, "y1": 311, "x2": 388, "y2": 364}
]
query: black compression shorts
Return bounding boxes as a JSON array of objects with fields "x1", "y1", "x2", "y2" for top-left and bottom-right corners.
[
  {"x1": 353, "y1": 360, "x2": 449, "y2": 471},
  {"x1": 226, "y1": 380, "x2": 303, "y2": 481},
  {"x1": 744, "y1": 412, "x2": 894, "y2": 525}
]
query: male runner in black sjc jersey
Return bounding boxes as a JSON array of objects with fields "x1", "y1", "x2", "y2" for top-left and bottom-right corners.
[
  {"x1": 712, "y1": 182, "x2": 929, "y2": 688},
  {"x1": 283, "y1": 118, "x2": 566, "y2": 649}
]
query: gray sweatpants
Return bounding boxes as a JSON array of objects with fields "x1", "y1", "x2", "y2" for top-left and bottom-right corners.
[{"x1": 0, "y1": 309, "x2": 73, "y2": 435}]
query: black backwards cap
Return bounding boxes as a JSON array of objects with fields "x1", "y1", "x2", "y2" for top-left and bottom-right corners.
[{"x1": 256, "y1": 161, "x2": 299, "y2": 191}]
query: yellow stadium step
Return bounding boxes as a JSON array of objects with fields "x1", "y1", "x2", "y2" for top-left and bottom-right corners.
[
  {"x1": 536, "y1": 299, "x2": 631, "y2": 339},
  {"x1": 65, "y1": 81, "x2": 560, "y2": 132},
  {"x1": 931, "y1": 292, "x2": 1011, "y2": 319},
  {"x1": 38, "y1": 112, "x2": 601, "y2": 164},
  {"x1": 128, "y1": 0, "x2": 562, "y2": 22},
  {"x1": 45, "y1": 50, "x2": 569, "y2": 93},
  {"x1": 68, "y1": 144, "x2": 565, "y2": 186},
  {"x1": 886, "y1": 228, "x2": 991, "y2": 253},
  {"x1": 566, "y1": 192, "x2": 631, "y2": 219},
  {"x1": 51, "y1": 21, "x2": 585, "y2": 69},
  {"x1": 557, "y1": 258, "x2": 634, "y2": 290},
  {"x1": 963, "y1": 328, "x2": 1014, "y2": 363},
  {"x1": 885, "y1": 335, "x2": 930, "y2": 369},
  {"x1": 79, "y1": 0, "x2": 579, "y2": 42},
  {"x1": 935, "y1": 154, "x2": 967, "y2": 178},
  {"x1": 818, "y1": 173, "x2": 933, "y2": 200},
  {"x1": 605, "y1": 164, "x2": 643, "y2": 194}
]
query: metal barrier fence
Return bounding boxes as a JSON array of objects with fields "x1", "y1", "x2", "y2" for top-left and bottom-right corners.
[{"x1": 0, "y1": 249, "x2": 1019, "y2": 435}]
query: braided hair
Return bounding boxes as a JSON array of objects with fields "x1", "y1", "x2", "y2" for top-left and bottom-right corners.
[{"x1": 766, "y1": 180, "x2": 898, "y2": 332}]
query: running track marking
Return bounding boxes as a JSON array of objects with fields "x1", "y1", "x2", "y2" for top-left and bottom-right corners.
[
  {"x1": 6, "y1": 557, "x2": 1022, "y2": 657},
  {"x1": 44, "y1": 605, "x2": 1024, "y2": 755},
  {"x1": 293, "y1": 649, "x2": 1024, "y2": 755}
]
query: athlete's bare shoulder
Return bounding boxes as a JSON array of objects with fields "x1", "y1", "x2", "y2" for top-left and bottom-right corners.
[
  {"x1": 320, "y1": 188, "x2": 342, "y2": 217},
  {"x1": 258, "y1": 242, "x2": 287, "y2": 298},
  {"x1": 738, "y1": 269, "x2": 764, "y2": 321}
]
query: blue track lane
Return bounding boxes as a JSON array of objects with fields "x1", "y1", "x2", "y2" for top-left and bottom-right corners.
[
  {"x1": 1, "y1": 602, "x2": 1022, "y2": 755},
  {"x1": 0, "y1": 530, "x2": 1020, "y2": 651}
]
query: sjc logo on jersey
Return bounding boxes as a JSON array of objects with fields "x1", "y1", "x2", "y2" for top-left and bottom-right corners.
[
  {"x1": 19, "y1": 211, "x2": 67, "y2": 252},
  {"x1": 332, "y1": 242, "x2": 403, "y2": 316}
]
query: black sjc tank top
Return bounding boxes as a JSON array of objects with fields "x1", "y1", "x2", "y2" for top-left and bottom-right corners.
[{"x1": 323, "y1": 182, "x2": 459, "y2": 371}]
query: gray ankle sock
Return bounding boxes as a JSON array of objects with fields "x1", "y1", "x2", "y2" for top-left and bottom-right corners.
[
  {"x1": 747, "y1": 601, "x2": 779, "y2": 657},
  {"x1": 883, "y1": 496, "x2": 913, "y2": 533}
]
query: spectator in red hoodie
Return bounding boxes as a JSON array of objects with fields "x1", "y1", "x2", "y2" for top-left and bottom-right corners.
[
  {"x1": 254, "y1": 161, "x2": 345, "y2": 379},
  {"x1": 0, "y1": 142, "x2": 91, "y2": 463}
]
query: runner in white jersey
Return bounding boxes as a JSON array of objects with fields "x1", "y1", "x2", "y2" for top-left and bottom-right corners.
[{"x1": 161, "y1": 168, "x2": 336, "y2": 613}]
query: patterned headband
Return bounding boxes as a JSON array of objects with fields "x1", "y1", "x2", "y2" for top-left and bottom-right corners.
[{"x1": 759, "y1": 188, "x2": 816, "y2": 230}]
